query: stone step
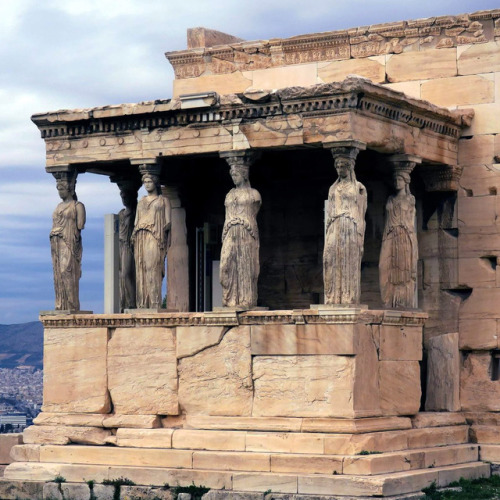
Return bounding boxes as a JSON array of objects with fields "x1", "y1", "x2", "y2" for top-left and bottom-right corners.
[
  {"x1": 169, "y1": 425, "x2": 469, "y2": 454},
  {"x1": 13, "y1": 442, "x2": 479, "y2": 477},
  {"x1": 185, "y1": 415, "x2": 413, "y2": 433},
  {"x1": 3, "y1": 461, "x2": 490, "y2": 497},
  {"x1": 470, "y1": 425, "x2": 500, "y2": 444},
  {"x1": 479, "y1": 444, "x2": 500, "y2": 462}
]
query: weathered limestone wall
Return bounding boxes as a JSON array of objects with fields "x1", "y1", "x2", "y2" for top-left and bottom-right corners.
[{"x1": 39, "y1": 311, "x2": 424, "y2": 421}]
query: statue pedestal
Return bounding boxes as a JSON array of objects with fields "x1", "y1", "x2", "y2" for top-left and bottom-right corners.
[{"x1": 2, "y1": 309, "x2": 486, "y2": 497}]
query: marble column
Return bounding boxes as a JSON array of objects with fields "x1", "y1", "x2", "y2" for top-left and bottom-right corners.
[
  {"x1": 46, "y1": 164, "x2": 86, "y2": 312},
  {"x1": 219, "y1": 150, "x2": 261, "y2": 308},
  {"x1": 379, "y1": 155, "x2": 421, "y2": 309},
  {"x1": 162, "y1": 186, "x2": 189, "y2": 312},
  {"x1": 322, "y1": 141, "x2": 367, "y2": 305}
]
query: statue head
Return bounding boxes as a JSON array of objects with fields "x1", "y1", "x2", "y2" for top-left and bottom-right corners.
[
  {"x1": 334, "y1": 155, "x2": 356, "y2": 182},
  {"x1": 53, "y1": 170, "x2": 77, "y2": 201},
  {"x1": 393, "y1": 170, "x2": 411, "y2": 194},
  {"x1": 139, "y1": 163, "x2": 161, "y2": 195}
]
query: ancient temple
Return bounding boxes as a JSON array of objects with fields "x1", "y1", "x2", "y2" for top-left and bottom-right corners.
[{"x1": 2, "y1": 9, "x2": 500, "y2": 500}]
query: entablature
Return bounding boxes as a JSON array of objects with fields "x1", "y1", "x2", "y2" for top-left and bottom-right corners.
[{"x1": 32, "y1": 77, "x2": 472, "y2": 172}]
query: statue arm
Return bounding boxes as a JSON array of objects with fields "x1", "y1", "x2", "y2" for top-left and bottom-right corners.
[{"x1": 76, "y1": 202, "x2": 86, "y2": 231}]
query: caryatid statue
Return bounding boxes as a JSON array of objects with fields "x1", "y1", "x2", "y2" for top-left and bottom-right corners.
[
  {"x1": 323, "y1": 144, "x2": 367, "y2": 305},
  {"x1": 132, "y1": 163, "x2": 171, "y2": 309},
  {"x1": 379, "y1": 155, "x2": 420, "y2": 309},
  {"x1": 220, "y1": 151, "x2": 262, "y2": 308},
  {"x1": 49, "y1": 168, "x2": 86, "y2": 311},
  {"x1": 112, "y1": 176, "x2": 141, "y2": 311}
]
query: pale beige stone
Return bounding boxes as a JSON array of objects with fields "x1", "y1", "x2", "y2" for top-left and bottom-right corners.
[
  {"x1": 114, "y1": 429, "x2": 174, "y2": 448},
  {"x1": 412, "y1": 412, "x2": 466, "y2": 428},
  {"x1": 458, "y1": 195, "x2": 497, "y2": 227},
  {"x1": 465, "y1": 412, "x2": 500, "y2": 426},
  {"x1": 460, "y1": 319, "x2": 498, "y2": 350},
  {"x1": 34, "y1": 412, "x2": 105, "y2": 427},
  {"x1": 186, "y1": 416, "x2": 302, "y2": 432},
  {"x1": 379, "y1": 325, "x2": 422, "y2": 361},
  {"x1": 3, "y1": 462, "x2": 61, "y2": 481},
  {"x1": 252, "y1": 355, "x2": 355, "y2": 418},
  {"x1": 379, "y1": 361, "x2": 421, "y2": 415},
  {"x1": 458, "y1": 135, "x2": 495, "y2": 165},
  {"x1": 252, "y1": 64, "x2": 318, "y2": 90},
  {"x1": 436, "y1": 463, "x2": 490, "y2": 487},
  {"x1": 172, "y1": 429, "x2": 245, "y2": 451},
  {"x1": 0, "y1": 478, "x2": 44, "y2": 499},
  {"x1": 107, "y1": 327, "x2": 178, "y2": 415},
  {"x1": 39, "y1": 445, "x2": 193, "y2": 468},
  {"x1": 407, "y1": 426, "x2": 468, "y2": 449},
  {"x1": 458, "y1": 258, "x2": 496, "y2": 288},
  {"x1": 479, "y1": 444, "x2": 500, "y2": 462},
  {"x1": 103, "y1": 414, "x2": 161, "y2": 429},
  {"x1": 271, "y1": 454, "x2": 342, "y2": 474},
  {"x1": 458, "y1": 42, "x2": 500, "y2": 75},
  {"x1": 232, "y1": 472, "x2": 298, "y2": 493},
  {"x1": 425, "y1": 333, "x2": 460, "y2": 412},
  {"x1": 246, "y1": 432, "x2": 324, "y2": 454},
  {"x1": 108, "y1": 466, "x2": 232, "y2": 488},
  {"x1": 470, "y1": 425, "x2": 500, "y2": 444},
  {"x1": 0, "y1": 434, "x2": 22, "y2": 464},
  {"x1": 44, "y1": 482, "x2": 92, "y2": 500},
  {"x1": 353, "y1": 325, "x2": 381, "y2": 417},
  {"x1": 318, "y1": 58, "x2": 385, "y2": 84},
  {"x1": 461, "y1": 352, "x2": 500, "y2": 410},
  {"x1": 301, "y1": 416, "x2": 411, "y2": 433},
  {"x1": 43, "y1": 328, "x2": 110, "y2": 413},
  {"x1": 421, "y1": 75, "x2": 494, "y2": 107},
  {"x1": 460, "y1": 103, "x2": 500, "y2": 135},
  {"x1": 9, "y1": 444, "x2": 40, "y2": 463},
  {"x1": 381, "y1": 469, "x2": 438, "y2": 496},
  {"x1": 459, "y1": 164, "x2": 500, "y2": 198},
  {"x1": 173, "y1": 73, "x2": 252, "y2": 97},
  {"x1": 386, "y1": 48, "x2": 457, "y2": 83},
  {"x1": 162, "y1": 415, "x2": 186, "y2": 429},
  {"x1": 383, "y1": 81, "x2": 421, "y2": 99},
  {"x1": 298, "y1": 475, "x2": 383, "y2": 496},
  {"x1": 250, "y1": 323, "x2": 356, "y2": 355},
  {"x1": 23, "y1": 425, "x2": 111, "y2": 445},
  {"x1": 58, "y1": 463, "x2": 110, "y2": 483},
  {"x1": 423, "y1": 444, "x2": 478, "y2": 469},
  {"x1": 176, "y1": 326, "x2": 225, "y2": 358},
  {"x1": 343, "y1": 453, "x2": 410, "y2": 475},
  {"x1": 193, "y1": 451, "x2": 270, "y2": 472},
  {"x1": 324, "y1": 430, "x2": 407, "y2": 455},
  {"x1": 458, "y1": 230, "x2": 500, "y2": 262},
  {"x1": 178, "y1": 326, "x2": 253, "y2": 416}
]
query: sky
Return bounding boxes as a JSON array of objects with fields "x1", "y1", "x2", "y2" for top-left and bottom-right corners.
[{"x1": 0, "y1": 0, "x2": 498, "y2": 324}]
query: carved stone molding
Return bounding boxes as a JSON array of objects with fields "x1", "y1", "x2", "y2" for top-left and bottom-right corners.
[
  {"x1": 39, "y1": 309, "x2": 427, "y2": 328},
  {"x1": 387, "y1": 154, "x2": 422, "y2": 176},
  {"x1": 324, "y1": 140, "x2": 367, "y2": 160},
  {"x1": 420, "y1": 164, "x2": 464, "y2": 192}
]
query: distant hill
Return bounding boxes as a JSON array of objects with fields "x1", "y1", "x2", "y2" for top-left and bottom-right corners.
[{"x1": 0, "y1": 322, "x2": 43, "y2": 370}]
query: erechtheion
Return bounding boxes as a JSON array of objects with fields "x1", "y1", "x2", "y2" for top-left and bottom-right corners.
[{"x1": 2, "y1": 9, "x2": 500, "y2": 499}]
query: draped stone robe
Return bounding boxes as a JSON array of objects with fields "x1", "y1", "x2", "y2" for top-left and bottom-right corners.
[{"x1": 220, "y1": 186, "x2": 261, "y2": 308}]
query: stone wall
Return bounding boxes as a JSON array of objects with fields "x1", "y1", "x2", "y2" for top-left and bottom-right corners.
[{"x1": 39, "y1": 310, "x2": 424, "y2": 421}]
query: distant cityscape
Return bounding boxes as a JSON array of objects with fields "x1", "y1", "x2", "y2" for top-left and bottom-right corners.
[
  {"x1": 0, "y1": 322, "x2": 44, "y2": 432},
  {"x1": 0, "y1": 367, "x2": 43, "y2": 432}
]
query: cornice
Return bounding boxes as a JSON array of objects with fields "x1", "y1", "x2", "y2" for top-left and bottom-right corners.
[{"x1": 31, "y1": 77, "x2": 468, "y2": 142}]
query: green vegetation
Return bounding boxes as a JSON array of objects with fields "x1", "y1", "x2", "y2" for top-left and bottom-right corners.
[
  {"x1": 102, "y1": 477, "x2": 136, "y2": 500},
  {"x1": 53, "y1": 475, "x2": 67, "y2": 484},
  {"x1": 357, "y1": 450, "x2": 382, "y2": 455},
  {"x1": 421, "y1": 476, "x2": 500, "y2": 499},
  {"x1": 163, "y1": 482, "x2": 210, "y2": 500}
]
